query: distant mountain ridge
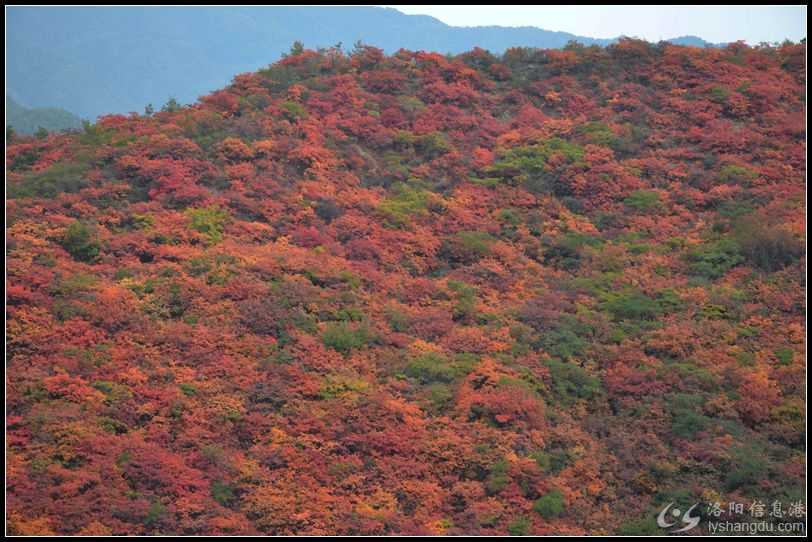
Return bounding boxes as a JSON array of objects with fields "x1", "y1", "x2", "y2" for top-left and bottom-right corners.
[
  {"x1": 6, "y1": 95, "x2": 84, "y2": 135},
  {"x1": 7, "y1": 6, "x2": 725, "y2": 120}
]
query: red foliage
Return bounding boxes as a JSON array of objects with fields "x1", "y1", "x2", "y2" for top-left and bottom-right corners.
[{"x1": 5, "y1": 40, "x2": 806, "y2": 535}]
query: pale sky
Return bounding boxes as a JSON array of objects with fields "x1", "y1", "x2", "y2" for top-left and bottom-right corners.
[{"x1": 385, "y1": 5, "x2": 807, "y2": 45}]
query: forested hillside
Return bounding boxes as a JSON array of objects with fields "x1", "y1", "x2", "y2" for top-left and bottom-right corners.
[{"x1": 6, "y1": 40, "x2": 806, "y2": 535}]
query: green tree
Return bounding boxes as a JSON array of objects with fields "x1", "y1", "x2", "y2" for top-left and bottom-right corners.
[
  {"x1": 61, "y1": 221, "x2": 101, "y2": 263},
  {"x1": 161, "y1": 97, "x2": 182, "y2": 113},
  {"x1": 533, "y1": 489, "x2": 565, "y2": 519},
  {"x1": 285, "y1": 40, "x2": 305, "y2": 57}
]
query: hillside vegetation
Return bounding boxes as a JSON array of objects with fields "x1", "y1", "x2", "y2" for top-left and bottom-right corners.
[{"x1": 6, "y1": 40, "x2": 806, "y2": 535}]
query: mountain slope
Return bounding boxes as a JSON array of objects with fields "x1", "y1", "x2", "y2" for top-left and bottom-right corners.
[
  {"x1": 6, "y1": 6, "x2": 723, "y2": 120},
  {"x1": 6, "y1": 96, "x2": 84, "y2": 135},
  {"x1": 6, "y1": 40, "x2": 806, "y2": 536}
]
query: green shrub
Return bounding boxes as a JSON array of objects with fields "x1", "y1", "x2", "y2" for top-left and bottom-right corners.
[
  {"x1": 659, "y1": 361, "x2": 717, "y2": 391},
  {"x1": 441, "y1": 231, "x2": 496, "y2": 265},
  {"x1": 185, "y1": 257, "x2": 212, "y2": 277},
  {"x1": 281, "y1": 100, "x2": 307, "y2": 121},
  {"x1": 51, "y1": 272, "x2": 99, "y2": 298},
  {"x1": 396, "y1": 95, "x2": 426, "y2": 115},
  {"x1": 405, "y1": 353, "x2": 457, "y2": 384},
  {"x1": 9, "y1": 162, "x2": 90, "y2": 199},
  {"x1": 668, "y1": 393, "x2": 713, "y2": 439},
  {"x1": 384, "y1": 306, "x2": 410, "y2": 332},
  {"x1": 145, "y1": 499, "x2": 166, "y2": 527},
  {"x1": 623, "y1": 190, "x2": 663, "y2": 214},
  {"x1": 415, "y1": 131, "x2": 452, "y2": 158},
  {"x1": 575, "y1": 121, "x2": 618, "y2": 147},
  {"x1": 314, "y1": 199, "x2": 343, "y2": 223},
  {"x1": 497, "y1": 208, "x2": 521, "y2": 226},
  {"x1": 61, "y1": 221, "x2": 101, "y2": 263},
  {"x1": 532, "y1": 314, "x2": 590, "y2": 359},
  {"x1": 8, "y1": 148, "x2": 40, "y2": 171},
  {"x1": 448, "y1": 280, "x2": 478, "y2": 321},
  {"x1": 378, "y1": 183, "x2": 430, "y2": 227},
  {"x1": 560, "y1": 196, "x2": 585, "y2": 214},
  {"x1": 179, "y1": 383, "x2": 198, "y2": 397},
  {"x1": 533, "y1": 489, "x2": 565, "y2": 519},
  {"x1": 424, "y1": 382, "x2": 455, "y2": 414},
  {"x1": 485, "y1": 459, "x2": 510, "y2": 495},
  {"x1": 686, "y1": 238, "x2": 743, "y2": 279},
  {"x1": 671, "y1": 408, "x2": 711, "y2": 439},
  {"x1": 318, "y1": 373, "x2": 370, "y2": 400},
  {"x1": 543, "y1": 232, "x2": 602, "y2": 271},
  {"x1": 322, "y1": 322, "x2": 373, "y2": 354},
  {"x1": 211, "y1": 480, "x2": 237, "y2": 507},
  {"x1": 79, "y1": 120, "x2": 114, "y2": 146},
  {"x1": 507, "y1": 515, "x2": 530, "y2": 536},
  {"x1": 725, "y1": 446, "x2": 768, "y2": 491},
  {"x1": 488, "y1": 137, "x2": 584, "y2": 195},
  {"x1": 335, "y1": 306, "x2": 365, "y2": 322},
  {"x1": 655, "y1": 288, "x2": 684, "y2": 313},
  {"x1": 92, "y1": 380, "x2": 132, "y2": 404},
  {"x1": 545, "y1": 358, "x2": 602, "y2": 402},
  {"x1": 531, "y1": 448, "x2": 572, "y2": 474},
  {"x1": 165, "y1": 282, "x2": 190, "y2": 319},
  {"x1": 718, "y1": 164, "x2": 758, "y2": 185},
  {"x1": 405, "y1": 352, "x2": 476, "y2": 385},
  {"x1": 709, "y1": 86, "x2": 730, "y2": 104},
  {"x1": 616, "y1": 516, "x2": 661, "y2": 535},
  {"x1": 602, "y1": 290, "x2": 662, "y2": 321},
  {"x1": 187, "y1": 205, "x2": 230, "y2": 244},
  {"x1": 99, "y1": 416, "x2": 128, "y2": 434},
  {"x1": 717, "y1": 197, "x2": 755, "y2": 219},
  {"x1": 774, "y1": 347, "x2": 794, "y2": 365}
]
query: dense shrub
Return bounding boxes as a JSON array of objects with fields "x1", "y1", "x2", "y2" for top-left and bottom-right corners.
[
  {"x1": 545, "y1": 358, "x2": 602, "y2": 402},
  {"x1": 8, "y1": 162, "x2": 89, "y2": 199},
  {"x1": 575, "y1": 121, "x2": 618, "y2": 147},
  {"x1": 725, "y1": 446, "x2": 769, "y2": 491},
  {"x1": 322, "y1": 322, "x2": 374, "y2": 354},
  {"x1": 378, "y1": 183, "x2": 431, "y2": 227},
  {"x1": 488, "y1": 138, "x2": 584, "y2": 196},
  {"x1": 61, "y1": 221, "x2": 101, "y2": 263},
  {"x1": 211, "y1": 480, "x2": 237, "y2": 507},
  {"x1": 602, "y1": 290, "x2": 662, "y2": 321},
  {"x1": 686, "y1": 238, "x2": 743, "y2": 279},
  {"x1": 668, "y1": 393, "x2": 713, "y2": 439},
  {"x1": 507, "y1": 516, "x2": 531, "y2": 536},
  {"x1": 187, "y1": 205, "x2": 230, "y2": 243},
  {"x1": 404, "y1": 352, "x2": 475, "y2": 385},
  {"x1": 314, "y1": 199, "x2": 343, "y2": 223},
  {"x1": 404, "y1": 353, "x2": 457, "y2": 384},
  {"x1": 623, "y1": 190, "x2": 663, "y2": 214},
  {"x1": 485, "y1": 459, "x2": 510, "y2": 495},
  {"x1": 532, "y1": 314, "x2": 591, "y2": 359},
  {"x1": 441, "y1": 231, "x2": 496, "y2": 265},
  {"x1": 543, "y1": 233, "x2": 602, "y2": 271},
  {"x1": 533, "y1": 489, "x2": 565, "y2": 519},
  {"x1": 736, "y1": 223, "x2": 803, "y2": 272},
  {"x1": 718, "y1": 164, "x2": 758, "y2": 185},
  {"x1": 448, "y1": 280, "x2": 478, "y2": 322}
]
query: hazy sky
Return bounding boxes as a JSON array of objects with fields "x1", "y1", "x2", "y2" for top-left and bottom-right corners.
[{"x1": 386, "y1": 5, "x2": 806, "y2": 44}]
